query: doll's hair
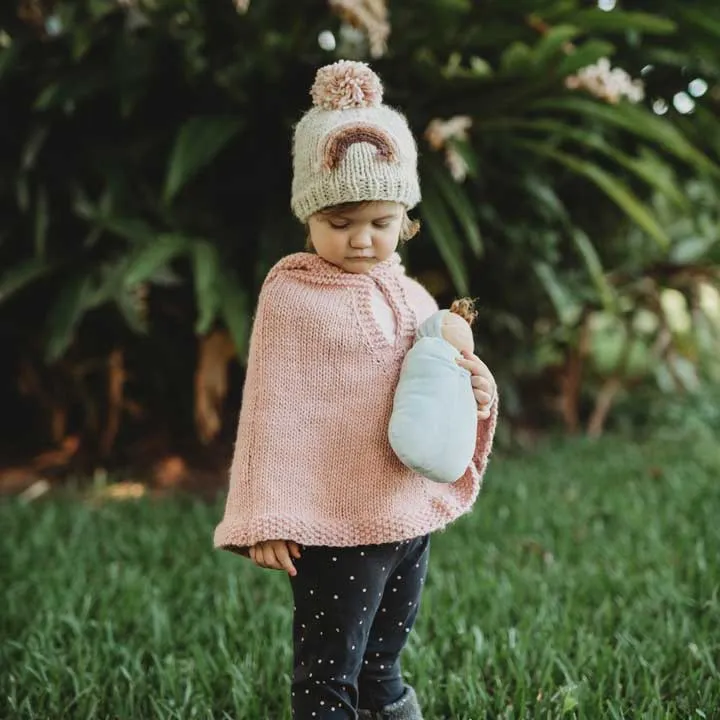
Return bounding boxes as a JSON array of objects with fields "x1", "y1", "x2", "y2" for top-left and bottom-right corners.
[
  {"x1": 449, "y1": 298, "x2": 478, "y2": 326},
  {"x1": 305, "y1": 201, "x2": 420, "y2": 251}
]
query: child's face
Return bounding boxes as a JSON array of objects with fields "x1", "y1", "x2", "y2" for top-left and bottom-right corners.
[{"x1": 307, "y1": 201, "x2": 404, "y2": 274}]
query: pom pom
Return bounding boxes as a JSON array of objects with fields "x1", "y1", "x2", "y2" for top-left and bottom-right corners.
[{"x1": 310, "y1": 60, "x2": 383, "y2": 110}]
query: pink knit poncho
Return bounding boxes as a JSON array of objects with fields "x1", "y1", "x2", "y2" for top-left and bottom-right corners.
[{"x1": 214, "y1": 252, "x2": 498, "y2": 553}]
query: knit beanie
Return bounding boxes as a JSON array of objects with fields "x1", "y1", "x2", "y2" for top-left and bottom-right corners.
[{"x1": 291, "y1": 60, "x2": 421, "y2": 223}]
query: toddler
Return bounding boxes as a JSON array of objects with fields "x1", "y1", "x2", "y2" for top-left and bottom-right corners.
[{"x1": 214, "y1": 60, "x2": 498, "y2": 720}]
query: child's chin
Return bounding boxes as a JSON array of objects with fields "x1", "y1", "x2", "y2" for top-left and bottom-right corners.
[{"x1": 343, "y1": 258, "x2": 377, "y2": 273}]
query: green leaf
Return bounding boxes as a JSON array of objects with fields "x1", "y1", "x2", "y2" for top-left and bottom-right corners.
[
  {"x1": 533, "y1": 97, "x2": 720, "y2": 179},
  {"x1": 469, "y1": 56, "x2": 493, "y2": 77},
  {"x1": 499, "y1": 42, "x2": 534, "y2": 75},
  {"x1": 46, "y1": 274, "x2": 93, "y2": 362},
  {"x1": 123, "y1": 234, "x2": 190, "y2": 288},
  {"x1": 533, "y1": 25, "x2": 580, "y2": 67},
  {"x1": 556, "y1": 40, "x2": 616, "y2": 77},
  {"x1": 0, "y1": 43, "x2": 21, "y2": 82},
  {"x1": 491, "y1": 118, "x2": 687, "y2": 207},
  {"x1": 192, "y1": 241, "x2": 222, "y2": 335},
  {"x1": 424, "y1": 159, "x2": 483, "y2": 258},
  {"x1": 34, "y1": 186, "x2": 49, "y2": 259},
  {"x1": 419, "y1": 184, "x2": 469, "y2": 295},
  {"x1": 513, "y1": 139, "x2": 671, "y2": 247},
  {"x1": 565, "y1": 10, "x2": 676, "y2": 34},
  {"x1": 217, "y1": 269, "x2": 250, "y2": 360},
  {"x1": 22, "y1": 126, "x2": 49, "y2": 171},
  {"x1": 0, "y1": 259, "x2": 54, "y2": 304},
  {"x1": 116, "y1": 288, "x2": 149, "y2": 334},
  {"x1": 164, "y1": 116, "x2": 242, "y2": 204},
  {"x1": 570, "y1": 229, "x2": 617, "y2": 311},
  {"x1": 534, "y1": 262, "x2": 581, "y2": 326}
]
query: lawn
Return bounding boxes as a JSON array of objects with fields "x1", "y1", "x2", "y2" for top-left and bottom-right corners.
[{"x1": 2, "y1": 435, "x2": 719, "y2": 719}]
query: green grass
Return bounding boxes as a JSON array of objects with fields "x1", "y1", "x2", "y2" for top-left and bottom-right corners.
[{"x1": 2, "y1": 435, "x2": 719, "y2": 719}]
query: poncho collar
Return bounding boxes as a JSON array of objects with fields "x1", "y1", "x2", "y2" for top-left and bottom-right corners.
[{"x1": 271, "y1": 252, "x2": 404, "y2": 286}]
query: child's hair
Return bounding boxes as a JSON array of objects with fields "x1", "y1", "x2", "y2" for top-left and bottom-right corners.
[
  {"x1": 449, "y1": 298, "x2": 478, "y2": 326},
  {"x1": 305, "y1": 201, "x2": 420, "y2": 251}
]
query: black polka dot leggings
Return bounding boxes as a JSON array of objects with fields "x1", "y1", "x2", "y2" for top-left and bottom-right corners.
[{"x1": 288, "y1": 534, "x2": 430, "y2": 719}]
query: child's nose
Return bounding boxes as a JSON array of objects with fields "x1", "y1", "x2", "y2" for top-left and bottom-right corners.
[{"x1": 350, "y1": 229, "x2": 372, "y2": 248}]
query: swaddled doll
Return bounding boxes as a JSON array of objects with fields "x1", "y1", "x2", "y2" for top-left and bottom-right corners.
[{"x1": 389, "y1": 299, "x2": 482, "y2": 484}]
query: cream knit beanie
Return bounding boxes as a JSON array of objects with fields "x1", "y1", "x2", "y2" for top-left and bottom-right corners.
[{"x1": 291, "y1": 60, "x2": 421, "y2": 223}]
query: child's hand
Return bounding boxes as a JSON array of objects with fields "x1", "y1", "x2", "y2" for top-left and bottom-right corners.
[
  {"x1": 456, "y1": 350, "x2": 497, "y2": 421},
  {"x1": 249, "y1": 539, "x2": 302, "y2": 576}
]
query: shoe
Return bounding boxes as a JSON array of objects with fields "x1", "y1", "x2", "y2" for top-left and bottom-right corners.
[{"x1": 357, "y1": 686, "x2": 422, "y2": 720}]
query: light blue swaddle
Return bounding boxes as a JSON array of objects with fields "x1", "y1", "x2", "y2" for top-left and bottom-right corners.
[{"x1": 388, "y1": 310, "x2": 477, "y2": 483}]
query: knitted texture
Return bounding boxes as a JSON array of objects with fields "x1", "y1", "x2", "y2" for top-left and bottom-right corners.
[
  {"x1": 291, "y1": 60, "x2": 420, "y2": 222},
  {"x1": 214, "y1": 253, "x2": 498, "y2": 553}
]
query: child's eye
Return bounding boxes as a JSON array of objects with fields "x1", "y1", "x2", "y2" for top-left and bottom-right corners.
[
  {"x1": 329, "y1": 222, "x2": 349, "y2": 230},
  {"x1": 373, "y1": 221, "x2": 391, "y2": 228}
]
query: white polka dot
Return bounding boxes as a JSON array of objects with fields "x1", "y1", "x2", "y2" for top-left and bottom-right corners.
[
  {"x1": 360, "y1": 551, "x2": 365, "y2": 556},
  {"x1": 320, "y1": 611, "x2": 325, "y2": 616},
  {"x1": 351, "y1": 645, "x2": 355, "y2": 650},
  {"x1": 376, "y1": 652, "x2": 380, "y2": 657},
  {"x1": 330, "y1": 660, "x2": 334, "y2": 664},
  {"x1": 408, "y1": 602, "x2": 412, "y2": 606},
  {"x1": 315, "y1": 614, "x2": 320, "y2": 619},
  {"x1": 301, "y1": 624, "x2": 306, "y2": 628},
  {"x1": 382, "y1": 566, "x2": 386, "y2": 571},
  {"x1": 396, "y1": 575, "x2": 402, "y2": 580},
  {"x1": 380, "y1": 664, "x2": 385, "y2": 669},
  {"x1": 392, "y1": 588, "x2": 397, "y2": 592},
  {"x1": 332, "y1": 556, "x2": 337, "y2": 562},
  {"x1": 359, "y1": 620, "x2": 363, "y2": 625},
  {"x1": 362, "y1": 588, "x2": 367, "y2": 593},
  {"x1": 415, "y1": 563, "x2": 419, "y2": 568},
  {"x1": 405, "y1": 628, "x2": 410, "y2": 633},
  {"x1": 398, "y1": 622, "x2": 403, "y2": 626},
  {"x1": 305, "y1": 689, "x2": 310, "y2": 694},
  {"x1": 381, "y1": 608, "x2": 386, "y2": 613},
  {"x1": 363, "y1": 606, "x2": 367, "y2": 611},
  {"x1": 312, "y1": 713, "x2": 316, "y2": 717},
  {"x1": 320, "y1": 701, "x2": 325, "y2": 706},
  {"x1": 379, "y1": 637, "x2": 383, "y2": 642},
  {"x1": 350, "y1": 576, "x2": 355, "y2": 580},
  {"x1": 333, "y1": 594, "x2": 339, "y2": 600},
  {"x1": 310, "y1": 590, "x2": 314, "y2": 595},
  {"x1": 318, "y1": 660, "x2": 323, "y2": 664},
  {"x1": 364, "y1": 660, "x2": 368, "y2": 665},
  {"x1": 336, "y1": 627, "x2": 340, "y2": 632},
  {"x1": 309, "y1": 673, "x2": 313, "y2": 678},
  {"x1": 320, "y1": 632, "x2": 324, "y2": 637}
]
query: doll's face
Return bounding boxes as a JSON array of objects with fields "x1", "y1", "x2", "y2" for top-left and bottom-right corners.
[
  {"x1": 441, "y1": 313, "x2": 474, "y2": 355},
  {"x1": 307, "y1": 201, "x2": 404, "y2": 274}
]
